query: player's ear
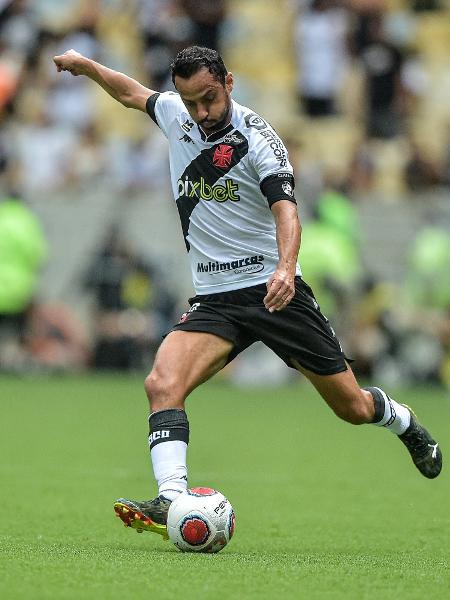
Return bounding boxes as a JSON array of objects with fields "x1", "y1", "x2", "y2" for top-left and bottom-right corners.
[{"x1": 225, "y1": 72, "x2": 233, "y2": 94}]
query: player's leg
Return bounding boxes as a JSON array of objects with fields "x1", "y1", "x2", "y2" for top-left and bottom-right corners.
[
  {"x1": 249, "y1": 276, "x2": 442, "y2": 479},
  {"x1": 144, "y1": 329, "x2": 234, "y2": 413},
  {"x1": 115, "y1": 330, "x2": 234, "y2": 536},
  {"x1": 144, "y1": 330, "x2": 233, "y2": 499},
  {"x1": 293, "y1": 360, "x2": 373, "y2": 424},
  {"x1": 294, "y1": 361, "x2": 442, "y2": 478}
]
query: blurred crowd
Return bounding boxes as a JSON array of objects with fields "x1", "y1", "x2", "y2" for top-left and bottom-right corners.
[{"x1": 0, "y1": 0, "x2": 449, "y2": 387}]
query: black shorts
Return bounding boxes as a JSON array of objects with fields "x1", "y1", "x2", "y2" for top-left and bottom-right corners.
[{"x1": 169, "y1": 277, "x2": 349, "y2": 376}]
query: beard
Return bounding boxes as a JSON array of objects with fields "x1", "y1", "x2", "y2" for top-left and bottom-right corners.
[{"x1": 199, "y1": 96, "x2": 232, "y2": 133}]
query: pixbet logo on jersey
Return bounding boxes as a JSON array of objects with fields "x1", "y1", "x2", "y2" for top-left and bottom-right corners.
[{"x1": 178, "y1": 176, "x2": 240, "y2": 202}]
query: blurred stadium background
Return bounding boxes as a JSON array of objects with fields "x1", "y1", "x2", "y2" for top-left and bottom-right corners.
[{"x1": 1, "y1": 0, "x2": 450, "y2": 388}]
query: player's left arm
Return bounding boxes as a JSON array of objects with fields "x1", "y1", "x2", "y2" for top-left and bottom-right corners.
[
  {"x1": 264, "y1": 200, "x2": 301, "y2": 313},
  {"x1": 247, "y1": 117, "x2": 300, "y2": 311}
]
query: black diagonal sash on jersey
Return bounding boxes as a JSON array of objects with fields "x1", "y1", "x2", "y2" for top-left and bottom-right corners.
[{"x1": 176, "y1": 133, "x2": 249, "y2": 251}]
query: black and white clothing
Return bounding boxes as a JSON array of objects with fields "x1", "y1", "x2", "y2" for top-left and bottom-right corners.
[
  {"x1": 146, "y1": 92, "x2": 300, "y2": 295},
  {"x1": 172, "y1": 277, "x2": 349, "y2": 374},
  {"x1": 147, "y1": 91, "x2": 348, "y2": 375}
]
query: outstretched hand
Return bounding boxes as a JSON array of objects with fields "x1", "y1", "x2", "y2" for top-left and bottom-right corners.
[{"x1": 53, "y1": 49, "x2": 86, "y2": 76}]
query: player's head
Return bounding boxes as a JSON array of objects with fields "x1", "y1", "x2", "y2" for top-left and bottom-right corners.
[{"x1": 171, "y1": 46, "x2": 233, "y2": 133}]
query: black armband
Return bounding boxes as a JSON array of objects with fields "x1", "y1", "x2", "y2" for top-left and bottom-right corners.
[
  {"x1": 260, "y1": 173, "x2": 297, "y2": 207},
  {"x1": 146, "y1": 93, "x2": 161, "y2": 125}
]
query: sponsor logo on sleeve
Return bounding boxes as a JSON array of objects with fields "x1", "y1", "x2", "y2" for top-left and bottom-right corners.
[
  {"x1": 244, "y1": 113, "x2": 267, "y2": 130},
  {"x1": 259, "y1": 129, "x2": 288, "y2": 168}
]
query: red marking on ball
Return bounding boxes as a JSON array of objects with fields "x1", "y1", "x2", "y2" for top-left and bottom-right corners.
[
  {"x1": 189, "y1": 487, "x2": 216, "y2": 496},
  {"x1": 181, "y1": 517, "x2": 210, "y2": 545}
]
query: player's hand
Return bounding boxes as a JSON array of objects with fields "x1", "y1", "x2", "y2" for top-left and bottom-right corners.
[
  {"x1": 263, "y1": 268, "x2": 295, "y2": 313},
  {"x1": 53, "y1": 49, "x2": 86, "y2": 76}
]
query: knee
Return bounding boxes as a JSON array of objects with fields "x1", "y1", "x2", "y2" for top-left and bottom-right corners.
[
  {"x1": 144, "y1": 370, "x2": 184, "y2": 412},
  {"x1": 333, "y1": 391, "x2": 374, "y2": 425},
  {"x1": 144, "y1": 371, "x2": 160, "y2": 403}
]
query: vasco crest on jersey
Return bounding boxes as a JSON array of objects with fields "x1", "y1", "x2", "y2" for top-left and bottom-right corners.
[{"x1": 213, "y1": 144, "x2": 234, "y2": 169}]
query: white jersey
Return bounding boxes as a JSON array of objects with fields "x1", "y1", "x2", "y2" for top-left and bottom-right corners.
[{"x1": 147, "y1": 92, "x2": 301, "y2": 294}]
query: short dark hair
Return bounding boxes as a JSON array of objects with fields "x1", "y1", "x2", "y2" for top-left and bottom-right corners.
[{"x1": 171, "y1": 46, "x2": 228, "y2": 86}]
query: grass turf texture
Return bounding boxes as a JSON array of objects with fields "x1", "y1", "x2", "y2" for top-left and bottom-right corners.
[{"x1": 0, "y1": 375, "x2": 449, "y2": 600}]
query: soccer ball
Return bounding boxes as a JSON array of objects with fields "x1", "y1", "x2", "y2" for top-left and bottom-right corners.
[{"x1": 167, "y1": 487, "x2": 235, "y2": 553}]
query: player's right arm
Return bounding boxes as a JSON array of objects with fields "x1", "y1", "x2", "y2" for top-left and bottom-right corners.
[{"x1": 53, "y1": 49, "x2": 155, "y2": 112}]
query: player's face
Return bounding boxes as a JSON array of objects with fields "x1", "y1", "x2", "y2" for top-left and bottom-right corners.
[{"x1": 175, "y1": 68, "x2": 233, "y2": 133}]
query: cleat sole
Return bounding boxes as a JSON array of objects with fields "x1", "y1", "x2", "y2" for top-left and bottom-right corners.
[{"x1": 114, "y1": 501, "x2": 169, "y2": 540}]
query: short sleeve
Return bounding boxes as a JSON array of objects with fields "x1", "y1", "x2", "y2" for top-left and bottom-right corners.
[
  {"x1": 246, "y1": 115, "x2": 294, "y2": 183},
  {"x1": 145, "y1": 91, "x2": 185, "y2": 138}
]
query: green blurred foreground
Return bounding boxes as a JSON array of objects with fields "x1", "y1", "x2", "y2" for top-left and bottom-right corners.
[{"x1": 0, "y1": 375, "x2": 449, "y2": 600}]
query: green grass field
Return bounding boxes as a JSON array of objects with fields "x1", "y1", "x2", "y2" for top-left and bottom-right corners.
[{"x1": 0, "y1": 375, "x2": 449, "y2": 599}]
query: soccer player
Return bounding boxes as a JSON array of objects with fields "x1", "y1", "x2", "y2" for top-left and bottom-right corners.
[{"x1": 53, "y1": 46, "x2": 442, "y2": 539}]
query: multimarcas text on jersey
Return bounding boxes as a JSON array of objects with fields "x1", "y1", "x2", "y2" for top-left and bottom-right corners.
[{"x1": 197, "y1": 254, "x2": 265, "y2": 275}]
